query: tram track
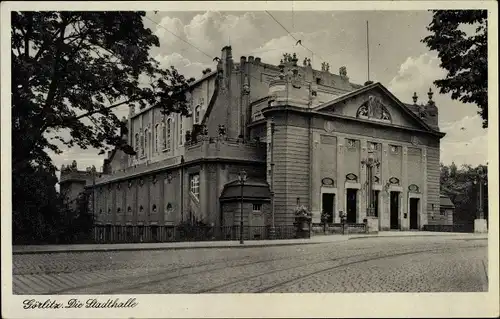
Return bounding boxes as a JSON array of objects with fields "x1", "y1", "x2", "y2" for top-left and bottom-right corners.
[
  {"x1": 43, "y1": 244, "x2": 349, "y2": 294},
  {"x1": 196, "y1": 244, "x2": 486, "y2": 293}
]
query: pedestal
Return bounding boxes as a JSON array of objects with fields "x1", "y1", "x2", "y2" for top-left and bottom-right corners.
[
  {"x1": 268, "y1": 226, "x2": 276, "y2": 239},
  {"x1": 366, "y1": 217, "x2": 379, "y2": 234},
  {"x1": 474, "y1": 219, "x2": 488, "y2": 233}
]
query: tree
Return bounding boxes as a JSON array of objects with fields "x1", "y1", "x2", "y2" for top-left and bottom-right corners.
[
  {"x1": 440, "y1": 163, "x2": 488, "y2": 225},
  {"x1": 12, "y1": 164, "x2": 64, "y2": 244},
  {"x1": 11, "y1": 12, "x2": 195, "y2": 244},
  {"x1": 422, "y1": 10, "x2": 488, "y2": 128},
  {"x1": 11, "y1": 11, "x2": 193, "y2": 171}
]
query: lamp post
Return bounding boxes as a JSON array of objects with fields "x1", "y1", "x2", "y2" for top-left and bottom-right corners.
[
  {"x1": 238, "y1": 170, "x2": 247, "y2": 244},
  {"x1": 361, "y1": 149, "x2": 380, "y2": 218},
  {"x1": 473, "y1": 166, "x2": 487, "y2": 220},
  {"x1": 91, "y1": 165, "x2": 97, "y2": 241}
]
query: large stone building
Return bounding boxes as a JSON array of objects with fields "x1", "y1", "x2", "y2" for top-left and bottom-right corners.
[{"x1": 60, "y1": 46, "x2": 448, "y2": 240}]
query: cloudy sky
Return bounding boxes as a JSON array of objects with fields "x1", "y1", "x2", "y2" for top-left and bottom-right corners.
[{"x1": 51, "y1": 9, "x2": 489, "y2": 175}]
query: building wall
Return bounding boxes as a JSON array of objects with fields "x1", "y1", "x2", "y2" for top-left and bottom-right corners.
[
  {"x1": 270, "y1": 111, "x2": 443, "y2": 230},
  {"x1": 426, "y1": 146, "x2": 441, "y2": 224},
  {"x1": 75, "y1": 47, "x2": 446, "y2": 237},
  {"x1": 269, "y1": 112, "x2": 311, "y2": 225}
]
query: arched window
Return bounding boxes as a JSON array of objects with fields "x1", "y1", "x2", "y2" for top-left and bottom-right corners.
[
  {"x1": 148, "y1": 130, "x2": 152, "y2": 155},
  {"x1": 166, "y1": 118, "x2": 172, "y2": 151},
  {"x1": 140, "y1": 132, "x2": 145, "y2": 156},
  {"x1": 194, "y1": 105, "x2": 201, "y2": 124},
  {"x1": 162, "y1": 121, "x2": 167, "y2": 149},
  {"x1": 179, "y1": 116, "x2": 183, "y2": 146},
  {"x1": 155, "y1": 124, "x2": 160, "y2": 152},
  {"x1": 144, "y1": 128, "x2": 149, "y2": 156},
  {"x1": 135, "y1": 133, "x2": 139, "y2": 156}
]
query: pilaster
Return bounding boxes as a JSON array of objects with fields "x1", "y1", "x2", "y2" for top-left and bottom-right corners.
[
  {"x1": 381, "y1": 143, "x2": 390, "y2": 230},
  {"x1": 359, "y1": 139, "x2": 368, "y2": 222},
  {"x1": 421, "y1": 147, "x2": 428, "y2": 229},
  {"x1": 336, "y1": 137, "x2": 345, "y2": 223},
  {"x1": 401, "y1": 145, "x2": 409, "y2": 230},
  {"x1": 200, "y1": 164, "x2": 209, "y2": 222},
  {"x1": 159, "y1": 174, "x2": 165, "y2": 224},
  {"x1": 112, "y1": 186, "x2": 116, "y2": 224},
  {"x1": 311, "y1": 131, "x2": 321, "y2": 221}
]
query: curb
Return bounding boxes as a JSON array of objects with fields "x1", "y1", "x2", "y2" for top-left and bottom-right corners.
[
  {"x1": 349, "y1": 234, "x2": 488, "y2": 240},
  {"x1": 12, "y1": 239, "x2": 342, "y2": 255}
]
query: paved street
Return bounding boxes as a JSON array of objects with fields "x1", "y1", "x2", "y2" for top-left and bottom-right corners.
[{"x1": 12, "y1": 235, "x2": 488, "y2": 294}]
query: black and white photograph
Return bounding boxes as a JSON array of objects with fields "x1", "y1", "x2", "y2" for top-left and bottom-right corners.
[{"x1": 1, "y1": 1, "x2": 498, "y2": 318}]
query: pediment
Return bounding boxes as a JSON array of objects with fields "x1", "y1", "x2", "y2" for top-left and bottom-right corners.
[{"x1": 314, "y1": 83, "x2": 435, "y2": 133}]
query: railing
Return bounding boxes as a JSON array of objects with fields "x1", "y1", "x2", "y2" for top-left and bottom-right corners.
[
  {"x1": 423, "y1": 223, "x2": 474, "y2": 233},
  {"x1": 311, "y1": 222, "x2": 367, "y2": 235},
  {"x1": 91, "y1": 225, "x2": 301, "y2": 244}
]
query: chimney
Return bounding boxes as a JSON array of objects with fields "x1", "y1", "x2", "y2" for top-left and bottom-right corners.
[
  {"x1": 240, "y1": 56, "x2": 247, "y2": 64},
  {"x1": 248, "y1": 56, "x2": 254, "y2": 63},
  {"x1": 221, "y1": 46, "x2": 232, "y2": 61},
  {"x1": 255, "y1": 57, "x2": 261, "y2": 64}
]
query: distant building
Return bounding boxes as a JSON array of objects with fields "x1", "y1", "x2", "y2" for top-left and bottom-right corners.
[
  {"x1": 439, "y1": 194, "x2": 454, "y2": 226},
  {"x1": 60, "y1": 46, "x2": 448, "y2": 241}
]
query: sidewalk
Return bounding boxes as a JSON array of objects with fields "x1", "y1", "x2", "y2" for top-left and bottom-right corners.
[{"x1": 12, "y1": 231, "x2": 487, "y2": 255}]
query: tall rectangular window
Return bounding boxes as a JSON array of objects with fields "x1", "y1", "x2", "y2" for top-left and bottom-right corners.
[
  {"x1": 166, "y1": 119, "x2": 172, "y2": 151},
  {"x1": 179, "y1": 116, "x2": 183, "y2": 146},
  {"x1": 190, "y1": 173, "x2": 200, "y2": 199},
  {"x1": 155, "y1": 124, "x2": 159, "y2": 152}
]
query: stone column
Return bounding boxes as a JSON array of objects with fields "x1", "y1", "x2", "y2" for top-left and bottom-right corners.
[{"x1": 401, "y1": 146, "x2": 409, "y2": 230}]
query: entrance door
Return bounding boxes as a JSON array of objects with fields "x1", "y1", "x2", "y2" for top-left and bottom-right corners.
[
  {"x1": 390, "y1": 192, "x2": 399, "y2": 229},
  {"x1": 372, "y1": 190, "x2": 380, "y2": 217},
  {"x1": 322, "y1": 193, "x2": 335, "y2": 223},
  {"x1": 346, "y1": 189, "x2": 357, "y2": 223},
  {"x1": 409, "y1": 198, "x2": 419, "y2": 230}
]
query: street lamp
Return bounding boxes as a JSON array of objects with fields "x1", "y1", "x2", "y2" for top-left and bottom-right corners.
[
  {"x1": 361, "y1": 149, "x2": 380, "y2": 217},
  {"x1": 238, "y1": 170, "x2": 247, "y2": 244},
  {"x1": 473, "y1": 166, "x2": 487, "y2": 220},
  {"x1": 91, "y1": 165, "x2": 97, "y2": 242}
]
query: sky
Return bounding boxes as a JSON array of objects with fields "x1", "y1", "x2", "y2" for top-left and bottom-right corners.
[{"x1": 51, "y1": 9, "x2": 489, "y2": 176}]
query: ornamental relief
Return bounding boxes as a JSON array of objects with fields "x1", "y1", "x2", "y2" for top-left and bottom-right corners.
[{"x1": 356, "y1": 96, "x2": 392, "y2": 122}]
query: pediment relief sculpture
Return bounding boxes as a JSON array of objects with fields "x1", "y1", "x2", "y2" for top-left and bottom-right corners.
[{"x1": 356, "y1": 96, "x2": 392, "y2": 123}]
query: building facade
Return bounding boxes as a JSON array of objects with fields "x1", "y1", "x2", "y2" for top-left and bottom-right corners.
[{"x1": 60, "y1": 46, "x2": 447, "y2": 240}]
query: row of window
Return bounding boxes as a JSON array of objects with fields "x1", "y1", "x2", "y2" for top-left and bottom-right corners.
[
  {"x1": 346, "y1": 139, "x2": 400, "y2": 154},
  {"x1": 134, "y1": 118, "x2": 182, "y2": 157},
  {"x1": 133, "y1": 104, "x2": 203, "y2": 158},
  {"x1": 99, "y1": 204, "x2": 159, "y2": 215}
]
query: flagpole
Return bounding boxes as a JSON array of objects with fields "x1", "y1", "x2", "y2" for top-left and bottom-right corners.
[{"x1": 367, "y1": 20, "x2": 370, "y2": 82}]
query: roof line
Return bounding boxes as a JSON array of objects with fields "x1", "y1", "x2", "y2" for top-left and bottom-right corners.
[{"x1": 313, "y1": 82, "x2": 441, "y2": 135}]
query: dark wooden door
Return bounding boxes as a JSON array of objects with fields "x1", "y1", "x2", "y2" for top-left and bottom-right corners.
[
  {"x1": 390, "y1": 192, "x2": 399, "y2": 229},
  {"x1": 346, "y1": 189, "x2": 357, "y2": 223},
  {"x1": 409, "y1": 198, "x2": 419, "y2": 230},
  {"x1": 322, "y1": 193, "x2": 335, "y2": 223}
]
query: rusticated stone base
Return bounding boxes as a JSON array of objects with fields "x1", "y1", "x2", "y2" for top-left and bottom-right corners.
[{"x1": 366, "y1": 217, "x2": 379, "y2": 233}]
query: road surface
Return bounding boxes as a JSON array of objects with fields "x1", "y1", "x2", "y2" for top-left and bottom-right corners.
[{"x1": 12, "y1": 235, "x2": 488, "y2": 294}]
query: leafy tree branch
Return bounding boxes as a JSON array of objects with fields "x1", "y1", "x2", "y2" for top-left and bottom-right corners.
[{"x1": 422, "y1": 10, "x2": 488, "y2": 128}]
